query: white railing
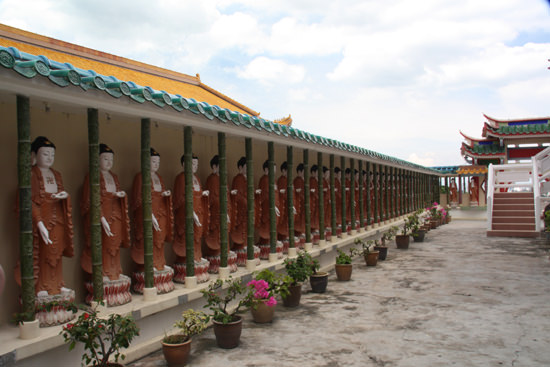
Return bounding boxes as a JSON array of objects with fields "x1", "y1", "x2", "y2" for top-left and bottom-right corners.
[
  {"x1": 486, "y1": 146, "x2": 550, "y2": 232},
  {"x1": 486, "y1": 163, "x2": 533, "y2": 230},
  {"x1": 533, "y1": 147, "x2": 550, "y2": 232}
]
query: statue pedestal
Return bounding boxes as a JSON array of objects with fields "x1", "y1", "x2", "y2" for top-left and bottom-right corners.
[
  {"x1": 235, "y1": 246, "x2": 260, "y2": 267},
  {"x1": 336, "y1": 225, "x2": 342, "y2": 237},
  {"x1": 206, "y1": 251, "x2": 238, "y2": 274},
  {"x1": 312, "y1": 230, "x2": 320, "y2": 244},
  {"x1": 132, "y1": 266, "x2": 174, "y2": 294},
  {"x1": 85, "y1": 274, "x2": 132, "y2": 307},
  {"x1": 258, "y1": 242, "x2": 284, "y2": 260},
  {"x1": 173, "y1": 259, "x2": 210, "y2": 284},
  {"x1": 35, "y1": 289, "x2": 76, "y2": 327},
  {"x1": 324, "y1": 227, "x2": 332, "y2": 242}
]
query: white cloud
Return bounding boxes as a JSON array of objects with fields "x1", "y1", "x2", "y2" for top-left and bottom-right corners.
[
  {"x1": 407, "y1": 153, "x2": 436, "y2": 167},
  {"x1": 236, "y1": 56, "x2": 305, "y2": 85}
]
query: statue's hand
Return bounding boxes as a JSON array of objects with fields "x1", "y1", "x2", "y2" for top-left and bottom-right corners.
[
  {"x1": 162, "y1": 190, "x2": 171, "y2": 197},
  {"x1": 280, "y1": 188, "x2": 286, "y2": 194},
  {"x1": 152, "y1": 214, "x2": 161, "y2": 231},
  {"x1": 293, "y1": 206, "x2": 297, "y2": 215},
  {"x1": 275, "y1": 207, "x2": 281, "y2": 217},
  {"x1": 53, "y1": 191, "x2": 69, "y2": 200},
  {"x1": 227, "y1": 214, "x2": 231, "y2": 223},
  {"x1": 255, "y1": 189, "x2": 261, "y2": 195},
  {"x1": 116, "y1": 191, "x2": 126, "y2": 198},
  {"x1": 193, "y1": 212, "x2": 202, "y2": 227},
  {"x1": 202, "y1": 190, "x2": 209, "y2": 197},
  {"x1": 101, "y1": 217, "x2": 114, "y2": 237},
  {"x1": 231, "y1": 189, "x2": 238, "y2": 195},
  {"x1": 311, "y1": 188, "x2": 316, "y2": 193},
  {"x1": 296, "y1": 188, "x2": 302, "y2": 193},
  {"x1": 37, "y1": 221, "x2": 52, "y2": 244}
]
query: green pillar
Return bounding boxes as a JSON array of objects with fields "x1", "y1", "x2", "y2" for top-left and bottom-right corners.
[
  {"x1": 268, "y1": 142, "x2": 276, "y2": 253},
  {"x1": 340, "y1": 156, "x2": 346, "y2": 232},
  {"x1": 218, "y1": 133, "x2": 228, "y2": 268},
  {"x1": 17, "y1": 95, "x2": 34, "y2": 320},
  {"x1": 184, "y1": 126, "x2": 194, "y2": 276},
  {"x1": 246, "y1": 138, "x2": 254, "y2": 260},
  {"x1": 330, "y1": 154, "x2": 336, "y2": 236},
  {"x1": 366, "y1": 162, "x2": 371, "y2": 226},
  {"x1": 350, "y1": 158, "x2": 355, "y2": 230},
  {"x1": 373, "y1": 163, "x2": 379, "y2": 224},
  {"x1": 317, "y1": 152, "x2": 324, "y2": 241},
  {"x1": 384, "y1": 166, "x2": 389, "y2": 221},
  {"x1": 87, "y1": 108, "x2": 102, "y2": 301},
  {"x1": 358, "y1": 160, "x2": 364, "y2": 229},
  {"x1": 287, "y1": 146, "x2": 294, "y2": 249},
  {"x1": 141, "y1": 118, "x2": 153, "y2": 288},
  {"x1": 304, "y1": 149, "x2": 311, "y2": 243}
]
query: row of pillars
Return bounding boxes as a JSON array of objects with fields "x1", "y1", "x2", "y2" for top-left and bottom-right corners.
[{"x1": 15, "y1": 96, "x2": 439, "y2": 315}]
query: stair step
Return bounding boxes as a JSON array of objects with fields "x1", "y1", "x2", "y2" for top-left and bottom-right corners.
[
  {"x1": 493, "y1": 204, "x2": 534, "y2": 211},
  {"x1": 492, "y1": 223, "x2": 536, "y2": 231},
  {"x1": 487, "y1": 230, "x2": 540, "y2": 238},
  {"x1": 493, "y1": 210, "x2": 534, "y2": 217},
  {"x1": 494, "y1": 192, "x2": 533, "y2": 199},
  {"x1": 494, "y1": 198, "x2": 534, "y2": 205},
  {"x1": 492, "y1": 216, "x2": 535, "y2": 224}
]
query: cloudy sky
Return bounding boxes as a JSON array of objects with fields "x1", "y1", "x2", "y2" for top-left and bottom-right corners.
[{"x1": 1, "y1": 0, "x2": 549, "y2": 166}]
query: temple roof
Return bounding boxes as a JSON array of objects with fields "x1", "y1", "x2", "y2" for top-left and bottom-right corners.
[
  {"x1": 0, "y1": 24, "x2": 437, "y2": 173},
  {"x1": 483, "y1": 122, "x2": 550, "y2": 138},
  {"x1": 456, "y1": 166, "x2": 487, "y2": 175},
  {"x1": 461, "y1": 142, "x2": 505, "y2": 158},
  {"x1": 483, "y1": 114, "x2": 550, "y2": 128}
]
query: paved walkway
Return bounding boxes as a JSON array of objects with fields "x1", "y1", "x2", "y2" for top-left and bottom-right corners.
[{"x1": 129, "y1": 219, "x2": 550, "y2": 367}]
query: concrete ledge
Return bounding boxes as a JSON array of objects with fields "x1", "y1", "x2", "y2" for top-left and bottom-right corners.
[{"x1": 2, "y1": 218, "x2": 407, "y2": 366}]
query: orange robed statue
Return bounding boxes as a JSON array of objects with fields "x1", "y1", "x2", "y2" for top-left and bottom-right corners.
[
  {"x1": 276, "y1": 161, "x2": 289, "y2": 241},
  {"x1": 81, "y1": 144, "x2": 130, "y2": 281},
  {"x1": 173, "y1": 155, "x2": 209, "y2": 263},
  {"x1": 131, "y1": 148, "x2": 173, "y2": 271},
  {"x1": 293, "y1": 163, "x2": 306, "y2": 236},
  {"x1": 322, "y1": 167, "x2": 331, "y2": 231},
  {"x1": 15, "y1": 136, "x2": 74, "y2": 297},
  {"x1": 256, "y1": 160, "x2": 281, "y2": 245},
  {"x1": 310, "y1": 165, "x2": 320, "y2": 232}
]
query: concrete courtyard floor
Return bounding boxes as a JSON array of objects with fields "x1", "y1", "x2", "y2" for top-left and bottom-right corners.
[{"x1": 129, "y1": 219, "x2": 550, "y2": 367}]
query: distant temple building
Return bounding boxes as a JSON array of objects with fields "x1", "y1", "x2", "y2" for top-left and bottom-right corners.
[{"x1": 434, "y1": 114, "x2": 550, "y2": 207}]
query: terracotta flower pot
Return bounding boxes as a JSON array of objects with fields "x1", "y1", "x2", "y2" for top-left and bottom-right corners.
[
  {"x1": 374, "y1": 246, "x2": 388, "y2": 260},
  {"x1": 335, "y1": 264, "x2": 352, "y2": 281},
  {"x1": 364, "y1": 251, "x2": 379, "y2": 266},
  {"x1": 430, "y1": 220, "x2": 437, "y2": 229},
  {"x1": 309, "y1": 272, "x2": 329, "y2": 293},
  {"x1": 213, "y1": 316, "x2": 242, "y2": 349},
  {"x1": 282, "y1": 283, "x2": 302, "y2": 307},
  {"x1": 395, "y1": 234, "x2": 410, "y2": 249},
  {"x1": 162, "y1": 337, "x2": 191, "y2": 367},
  {"x1": 412, "y1": 230, "x2": 425, "y2": 242},
  {"x1": 251, "y1": 301, "x2": 275, "y2": 323}
]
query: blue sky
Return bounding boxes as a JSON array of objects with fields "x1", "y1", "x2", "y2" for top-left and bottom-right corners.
[{"x1": 1, "y1": 0, "x2": 549, "y2": 166}]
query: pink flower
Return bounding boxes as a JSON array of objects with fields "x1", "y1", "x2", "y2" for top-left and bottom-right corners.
[
  {"x1": 83, "y1": 313, "x2": 89, "y2": 320},
  {"x1": 264, "y1": 296, "x2": 277, "y2": 307}
]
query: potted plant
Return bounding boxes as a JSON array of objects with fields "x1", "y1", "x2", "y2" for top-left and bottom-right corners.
[
  {"x1": 282, "y1": 251, "x2": 316, "y2": 306},
  {"x1": 335, "y1": 248, "x2": 358, "y2": 281},
  {"x1": 410, "y1": 209, "x2": 426, "y2": 243},
  {"x1": 396, "y1": 215, "x2": 414, "y2": 249},
  {"x1": 308, "y1": 256, "x2": 328, "y2": 293},
  {"x1": 201, "y1": 278, "x2": 246, "y2": 349},
  {"x1": 243, "y1": 279, "x2": 278, "y2": 323},
  {"x1": 60, "y1": 304, "x2": 140, "y2": 367},
  {"x1": 358, "y1": 239, "x2": 379, "y2": 266},
  {"x1": 162, "y1": 309, "x2": 208, "y2": 367},
  {"x1": 427, "y1": 202, "x2": 439, "y2": 228}
]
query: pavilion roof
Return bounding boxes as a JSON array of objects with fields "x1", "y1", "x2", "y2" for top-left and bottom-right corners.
[
  {"x1": 0, "y1": 25, "x2": 436, "y2": 173},
  {"x1": 456, "y1": 165, "x2": 487, "y2": 175},
  {"x1": 483, "y1": 122, "x2": 550, "y2": 138},
  {"x1": 461, "y1": 142, "x2": 505, "y2": 158}
]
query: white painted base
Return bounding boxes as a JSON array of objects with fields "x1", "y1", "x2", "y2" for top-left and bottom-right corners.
[
  {"x1": 287, "y1": 247, "x2": 298, "y2": 257},
  {"x1": 246, "y1": 259, "x2": 257, "y2": 271},
  {"x1": 268, "y1": 253, "x2": 278, "y2": 262},
  {"x1": 143, "y1": 287, "x2": 158, "y2": 302},
  {"x1": 340, "y1": 233, "x2": 348, "y2": 239},
  {"x1": 357, "y1": 227, "x2": 363, "y2": 233},
  {"x1": 185, "y1": 276, "x2": 197, "y2": 289},
  {"x1": 90, "y1": 301, "x2": 107, "y2": 315},
  {"x1": 305, "y1": 242, "x2": 313, "y2": 251},
  {"x1": 19, "y1": 319, "x2": 40, "y2": 340},
  {"x1": 351, "y1": 229, "x2": 357, "y2": 235},
  {"x1": 318, "y1": 239, "x2": 327, "y2": 247},
  {"x1": 218, "y1": 267, "x2": 230, "y2": 280}
]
